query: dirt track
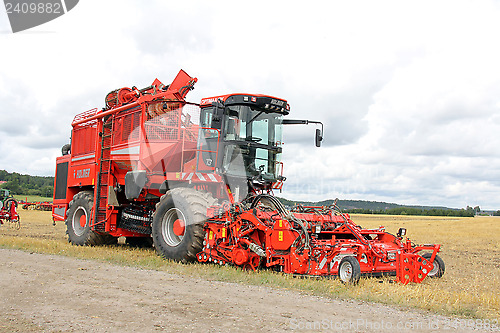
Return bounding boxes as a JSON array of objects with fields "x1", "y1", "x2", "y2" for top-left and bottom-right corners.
[{"x1": 0, "y1": 249, "x2": 492, "y2": 332}]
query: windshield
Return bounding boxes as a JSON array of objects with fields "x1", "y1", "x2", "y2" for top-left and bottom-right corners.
[
  {"x1": 224, "y1": 105, "x2": 283, "y2": 145},
  {"x1": 223, "y1": 106, "x2": 283, "y2": 180}
]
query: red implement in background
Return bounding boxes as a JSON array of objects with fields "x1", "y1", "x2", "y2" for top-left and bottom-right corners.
[{"x1": 0, "y1": 190, "x2": 20, "y2": 229}]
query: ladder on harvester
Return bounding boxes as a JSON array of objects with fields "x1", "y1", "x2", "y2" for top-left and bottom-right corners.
[{"x1": 93, "y1": 117, "x2": 113, "y2": 232}]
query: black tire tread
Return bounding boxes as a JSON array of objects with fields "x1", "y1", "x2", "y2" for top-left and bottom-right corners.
[
  {"x1": 66, "y1": 191, "x2": 115, "y2": 246},
  {"x1": 338, "y1": 256, "x2": 361, "y2": 284},
  {"x1": 153, "y1": 188, "x2": 216, "y2": 263},
  {"x1": 422, "y1": 253, "x2": 445, "y2": 278}
]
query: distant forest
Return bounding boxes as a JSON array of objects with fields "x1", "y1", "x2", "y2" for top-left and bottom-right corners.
[
  {"x1": 0, "y1": 170, "x2": 54, "y2": 197},
  {"x1": 278, "y1": 198, "x2": 484, "y2": 217}
]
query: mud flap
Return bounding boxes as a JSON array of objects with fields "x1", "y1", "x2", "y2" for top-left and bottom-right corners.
[
  {"x1": 125, "y1": 170, "x2": 147, "y2": 200},
  {"x1": 396, "y1": 252, "x2": 434, "y2": 284}
]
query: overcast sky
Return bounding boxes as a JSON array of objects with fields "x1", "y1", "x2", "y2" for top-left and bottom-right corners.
[{"x1": 1, "y1": 0, "x2": 500, "y2": 209}]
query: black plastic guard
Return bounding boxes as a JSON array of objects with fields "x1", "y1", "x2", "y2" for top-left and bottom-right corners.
[{"x1": 125, "y1": 171, "x2": 147, "y2": 200}]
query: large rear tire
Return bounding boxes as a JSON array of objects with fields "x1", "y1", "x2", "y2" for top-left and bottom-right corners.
[
  {"x1": 152, "y1": 188, "x2": 216, "y2": 263},
  {"x1": 66, "y1": 191, "x2": 116, "y2": 246}
]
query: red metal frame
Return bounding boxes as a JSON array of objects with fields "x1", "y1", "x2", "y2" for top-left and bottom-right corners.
[
  {"x1": 198, "y1": 202, "x2": 442, "y2": 283},
  {"x1": 0, "y1": 198, "x2": 20, "y2": 228}
]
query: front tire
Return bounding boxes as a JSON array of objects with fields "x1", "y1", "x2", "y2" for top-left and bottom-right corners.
[
  {"x1": 422, "y1": 253, "x2": 445, "y2": 278},
  {"x1": 152, "y1": 188, "x2": 216, "y2": 263}
]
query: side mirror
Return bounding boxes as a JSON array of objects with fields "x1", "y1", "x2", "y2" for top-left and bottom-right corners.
[
  {"x1": 315, "y1": 128, "x2": 323, "y2": 147},
  {"x1": 282, "y1": 119, "x2": 324, "y2": 148},
  {"x1": 397, "y1": 228, "x2": 406, "y2": 238}
]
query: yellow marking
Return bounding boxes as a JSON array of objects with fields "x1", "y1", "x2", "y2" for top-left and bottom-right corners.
[
  {"x1": 222, "y1": 227, "x2": 226, "y2": 238},
  {"x1": 279, "y1": 220, "x2": 282, "y2": 227},
  {"x1": 176, "y1": 172, "x2": 181, "y2": 179},
  {"x1": 209, "y1": 230, "x2": 213, "y2": 240},
  {"x1": 279, "y1": 231, "x2": 283, "y2": 242}
]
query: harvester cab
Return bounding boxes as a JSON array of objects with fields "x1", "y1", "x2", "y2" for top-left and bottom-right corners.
[{"x1": 198, "y1": 94, "x2": 323, "y2": 202}]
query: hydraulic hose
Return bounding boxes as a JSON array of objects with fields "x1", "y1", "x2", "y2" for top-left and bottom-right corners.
[{"x1": 250, "y1": 194, "x2": 310, "y2": 250}]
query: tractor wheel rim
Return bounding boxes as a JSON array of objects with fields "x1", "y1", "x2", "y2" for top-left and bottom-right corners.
[
  {"x1": 339, "y1": 261, "x2": 353, "y2": 282},
  {"x1": 72, "y1": 207, "x2": 87, "y2": 237},
  {"x1": 162, "y1": 208, "x2": 186, "y2": 247},
  {"x1": 429, "y1": 261, "x2": 439, "y2": 276}
]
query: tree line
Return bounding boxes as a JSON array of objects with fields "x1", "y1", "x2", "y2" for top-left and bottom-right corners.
[
  {"x1": 343, "y1": 206, "x2": 477, "y2": 217},
  {"x1": 278, "y1": 197, "x2": 479, "y2": 217},
  {"x1": 0, "y1": 170, "x2": 54, "y2": 197}
]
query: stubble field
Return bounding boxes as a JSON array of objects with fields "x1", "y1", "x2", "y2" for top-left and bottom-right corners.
[{"x1": 1, "y1": 210, "x2": 499, "y2": 321}]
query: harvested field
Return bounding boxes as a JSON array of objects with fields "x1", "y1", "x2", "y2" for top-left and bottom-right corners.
[{"x1": 354, "y1": 214, "x2": 500, "y2": 319}]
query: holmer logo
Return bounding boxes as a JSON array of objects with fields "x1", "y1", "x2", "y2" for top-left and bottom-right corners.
[{"x1": 3, "y1": 0, "x2": 79, "y2": 33}]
